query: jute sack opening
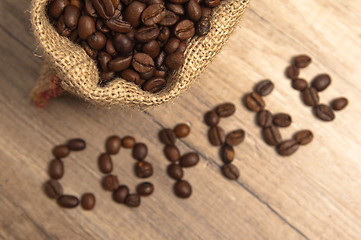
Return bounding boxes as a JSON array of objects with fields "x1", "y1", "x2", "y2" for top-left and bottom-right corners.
[{"x1": 31, "y1": 0, "x2": 250, "y2": 108}]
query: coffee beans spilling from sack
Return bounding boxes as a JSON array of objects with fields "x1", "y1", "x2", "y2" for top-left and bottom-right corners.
[{"x1": 47, "y1": 0, "x2": 219, "y2": 92}]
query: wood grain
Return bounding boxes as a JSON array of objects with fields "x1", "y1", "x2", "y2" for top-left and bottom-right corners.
[{"x1": 1, "y1": 0, "x2": 361, "y2": 239}]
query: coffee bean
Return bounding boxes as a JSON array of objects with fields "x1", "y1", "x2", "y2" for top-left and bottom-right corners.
[
  {"x1": 174, "y1": 180, "x2": 192, "y2": 198},
  {"x1": 93, "y1": 0, "x2": 115, "y2": 19},
  {"x1": 167, "y1": 163, "x2": 184, "y2": 180},
  {"x1": 314, "y1": 104, "x2": 335, "y2": 121},
  {"x1": 49, "y1": 0, "x2": 70, "y2": 19},
  {"x1": 292, "y1": 78, "x2": 308, "y2": 91},
  {"x1": 165, "y1": 52, "x2": 185, "y2": 69},
  {"x1": 98, "y1": 153, "x2": 113, "y2": 173},
  {"x1": 225, "y1": 129, "x2": 245, "y2": 146},
  {"x1": 262, "y1": 126, "x2": 282, "y2": 146},
  {"x1": 70, "y1": 0, "x2": 83, "y2": 10},
  {"x1": 143, "y1": 77, "x2": 166, "y2": 93},
  {"x1": 196, "y1": 16, "x2": 210, "y2": 36},
  {"x1": 113, "y1": 185, "x2": 129, "y2": 203},
  {"x1": 164, "y1": 145, "x2": 180, "y2": 162},
  {"x1": 67, "y1": 138, "x2": 86, "y2": 151},
  {"x1": 98, "y1": 51, "x2": 112, "y2": 72},
  {"x1": 286, "y1": 65, "x2": 299, "y2": 80},
  {"x1": 208, "y1": 126, "x2": 225, "y2": 146},
  {"x1": 179, "y1": 152, "x2": 199, "y2": 167},
  {"x1": 174, "y1": 19, "x2": 195, "y2": 40},
  {"x1": 272, "y1": 113, "x2": 292, "y2": 127},
  {"x1": 174, "y1": 123, "x2": 190, "y2": 138},
  {"x1": 97, "y1": 19, "x2": 110, "y2": 34},
  {"x1": 85, "y1": 0, "x2": 97, "y2": 17},
  {"x1": 294, "y1": 54, "x2": 311, "y2": 68},
  {"x1": 56, "y1": 15, "x2": 72, "y2": 37},
  {"x1": 113, "y1": 34, "x2": 133, "y2": 57},
  {"x1": 121, "y1": 69, "x2": 140, "y2": 83},
  {"x1": 201, "y1": 6, "x2": 211, "y2": 17},
  {"x1": 103, "y1": 175, "x2": 119, "y2": 191},
  {"x1": 311, "y1": 74, "x2": 331, "y2": 92},
  {"x1": 49, "y1": 159, "x2": 64, "y2": 179},
  {"x1": 132, "y1": 143, "x2": 148, "y2": 160},
  {"x1": 64, "y1": 5, "x2": 80, "y2": 30},
  {"x1": 135, "y1": 25, "x2": 160, "y2": 42},
  {"x1": 88, "y1": 31, "x2": 106, "y2": 50},
  {"x1": 44, "y1": 179, "x2": 63, "y2": 199},
  {"x1": 136, "y1": 182, "x2": 154, "y2": 196},
  {"x1": 294, "y1": 130, "x2": 313, "y2": 145},
  {"x1": 125, "y1": 1, "x2": 146, "y2": 27},
  {"x1": 125, "y1": 193, "x2": 141, "y2": 207},
  {"x1": 100, "y1": 71, "x2": 115, "y2": 82},
  {"x1": 143, "y1": 40, "x2": 161, "y2": 58},
  {"x1": 105, "y1": 135, "x2": 122, "y2": 154},
  {"x1": 187, "y1": 0, "x2": 202, "y2": 22},
  {"x1": 135, "y1": 161, "x2": 153, "y2": 178},
  {"x1": 331, "y1": 97, "x2": 348, "y2": 111},
  {"x1": 254, "y1": 80, "x2": 274, "y2": 96},
  {"x1": 204, "y1": 110, "x2": 220, "y2": 126},
  {"x1": 159, "y1": 128, "x2": 177, "y2": 145},
  {"x1": 204, "y1": 0, "x2": 220, "y2": 7},
  {"x1": 301, "y1": 87, "x2": 319, "y2": 107},
  {"x1": 57, "y1": 195, "x2": 79, "y2": 208},
  {"x1": 220, "y1": 144, "x2": 234, "y2": 164},
  {"x1": 176, "y1": 40, "x2": 187, "y2": 53},
  {"x1": 159, "y1": 10, "x2": 179, "y2": 26},
  {"x1": 222, "y1": 163, "x2": 239, "y2": 180},
  {"x1": 141, "y1": 4, "x2": 166, "y2": 26},
  {"x1": 257, "y1": 109, "x2": 273, "y2": 128},
  {"x1": 215, "y1": 102, "x2": 236, "y2": 118},
  {"x1": 82, "y1": 41, "x2": 98, "y2": 59},
  {"x1": 164, "y1": 37, "x2": 180, "y2": 54},
  {"x1": 245, "y1": 92, "x2": 265, "y2": 112},
  {"x1": 77, "y1": 16, "x2": 96, "y2": 39},
  {"x1": 277, "y1": 139, "x2": 299, "y2": 156},
  {"x1": 106, "y1": 19, "x2": 132, "y2": 33},
  {"x1": 132, "y1": 53, "x2": 155, "y2": 73},
  {"x1": 53, "y1": 145, "x2": 70, "y2": 158},
  {"x1": 81, "y1": 193, "x2": 96, "y2": 210},
  {"x1": 166, "y1": 3, "x2": 185, "y2": 15},
  {"x1": 122, "y1": 136, "x2": 136, "y2": 148}
]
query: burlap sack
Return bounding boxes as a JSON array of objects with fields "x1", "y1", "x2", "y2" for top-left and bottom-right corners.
[{"x1": 31, "y1": 0, "x2": 250, "y2": 108}]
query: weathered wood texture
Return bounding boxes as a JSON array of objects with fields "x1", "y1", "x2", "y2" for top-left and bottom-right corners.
[{"x1": 1, "y1": 0, "x2": 361, "y2": 239}]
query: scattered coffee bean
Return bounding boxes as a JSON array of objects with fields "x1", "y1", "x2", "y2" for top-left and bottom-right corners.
[
  {"x1": 245, "y1": 92, "x2": 265, "y2": 112},
  {"x1": 331, "y1": 97, "x2": 348, "y2": 111},
  {"x1": 44, "y1": 179, "x2": 63, "y2": 199},
  {"x1": 215, "y1": 102, "x2": 236, "y2": 118},
  {"x1": 255, "y1": 80, "x2": 274, "y2": 96},
  {"x1": 105, "y1": 135, "x2": 122, "y2": 154},
  {"x1": 311, "y1": 74, "x2": 331, "y2": 92},
  {"x1": 113, "y1": 185, "x2": 129, "y2": 203},
  {"x1": 225, "y1": 129, "x2": 245, "y2": 146},
  {"x1": 196, "y1": 16, "x2": 210, "y2": 36},
  {"x1": 220, "y1": 144, "x2": 234, "y2": 164},
  {"x1": 57, "y1": 195, "x2": 79, "y2": 208},
  {"x1": 125, "y1": 193, "x2": 141, "y2": 207},
  {"x1": 167, "y1": 163, "x2": 184, "y2": 180},
  {"x1": 159, "y1": 128, "x2": 177, "y2": 145},
  {"x1": 163, "y1": 145, "x2": 180, "y2": 162},
  {"x1": 204, "y1": 110, "x2": 220, "y2": 126},
  {"x1": 102, "y1": 174, "x2": 119, "y2": 191},
  {"x1": 208, "y1": 126, "x2": 225, "y2": 146},
  {"x1": 314, "y1": 104, "x2": 335, "y2": 121},
  {"x1": 136, "y1": 182, "x2": 154, "y2": 196},
  {"x1": 81, "y1": 193, "x2": 96, "y2": 210},
  {"x1": 257, "y1": 109, "x2": 273, "y2": 128},
  {"x1": 122, "y1": 136, "x2": 136, "y2": 148},
  {"x1": 291, "y1": 78, "x2": 308, "y2": 91},
  {"x1": 49, "y1": 159, "x2": 64, "y2": 180},
  {"x1": 135, "y1": 161, "x2": 153, "y2": 178},
  {"x1": 302, "y1": 87, "x2": 319, "y2": 107},
  {"x1": 179, "y1": 152, "x2": 199, "y2": 167},
  {"x1": 277, "y1": 139, "x2": 299, "y2": 156},
  {"x1": 67, "y1": 138, "x2": 86, "y2": 151},
  {"x1": 174, "y1": 180, "x2": 192, "y2": 198},
  {"x1": 132, "y1": 143, "x2": 148, "y2": 160},
  {"x1": 222, "y1": 163, "x2": 239, "y2": 180},
  {"x1": 53, "y1": 145, "x2": 70, "y2": 158},
  {"x1": 294, "y1": 54, "x2": 311, "y2": 68},
  {"x1": 286, "y1": 65, "x2": 299, "y2": 80},
  {"x1": 262, "y1": 125, "x2": 282, "y2": 146},
  {"x1": 98, "y1": 153, "x2": 113, "y2": 173},
  {"x1": 272, "y1": 113, "x2": 292, "y2": 127},
  {"x1": 294, "y1": 130, "x2": 313, "y2": 145},
  {"x1": 174, "y1": 123, "x2": 191, "y2": 138}
]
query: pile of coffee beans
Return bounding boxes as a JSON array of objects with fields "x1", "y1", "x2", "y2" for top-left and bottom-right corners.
[
  {"x1": 99, "y1": 135, "x2": 154, "y2": 207},
  {"x1": 159, "y1": 123, "x2": 198, "y2": 198},
  {"x1": 245, "y1": 80, "x2": 313, "y2": 156},
  {"x1": 47, "y1": 0, "x2": 219, "y2": 92},
  {"x1": 286, "y1": 54, "x2": 348, "y2": 121},
  {"x1": 204, "y1": 103, "x2": 245, "y2": 180},
  {"x1": 44, "y1": 138, "x2": 96, "y2": 210}
]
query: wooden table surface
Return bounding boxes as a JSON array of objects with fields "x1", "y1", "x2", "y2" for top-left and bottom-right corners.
[{"x1": 1, "y1": 0, "x2": 361, "y2": 239}]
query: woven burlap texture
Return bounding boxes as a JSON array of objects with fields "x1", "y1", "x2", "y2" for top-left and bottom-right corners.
[{"x1": 31, "y1": 0, "x2": 250, "y2": 108}]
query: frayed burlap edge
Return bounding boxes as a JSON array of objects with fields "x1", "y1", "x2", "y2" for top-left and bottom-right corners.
[{"x1": 31, "y1": 0, "x2": 250, "y2": 108}]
